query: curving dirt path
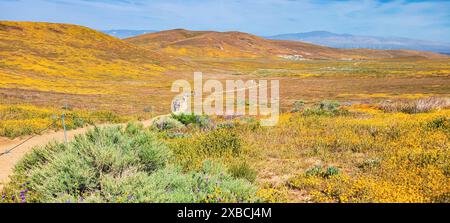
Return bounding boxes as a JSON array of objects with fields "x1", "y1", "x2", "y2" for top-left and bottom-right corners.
[
  {"x1": 0, "y1": 118, "x2": 156, "y2": 190},
  {"x1": 0, "y1": 83, "x2": 257, "y2": 190}
]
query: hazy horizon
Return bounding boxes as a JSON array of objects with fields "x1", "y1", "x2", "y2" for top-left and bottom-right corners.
[{"x1": 100, "y1": 28, "x2": 450, "y2": 44}]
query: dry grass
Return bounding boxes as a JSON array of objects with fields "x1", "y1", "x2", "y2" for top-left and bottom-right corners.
[
  {"x1": 151, "y1": 105, "x2": 450, "y2": 203},
  {"x1": 241, "y1": 106, "x2": 449, "y2": 202},
  {"x1": 379, "y1": 97, "x2": 449, "y2": 114}
]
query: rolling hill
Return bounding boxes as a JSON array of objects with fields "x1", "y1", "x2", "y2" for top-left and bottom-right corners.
[
  {"x1": 0, "y1": 21, "x2": 183, "y2": 95},
  {"x1": 0, "y1": 21, "x2": 198, "y2": 115},
  {"x1": 0, "y1": 22, "x2": 448, "y2": 114},
  {"x1": 266, "y1": 31, "x2": 450, "y2": 54},
  {"x1": 126, "y1": 29, "x2": 447, "y2": 60}
]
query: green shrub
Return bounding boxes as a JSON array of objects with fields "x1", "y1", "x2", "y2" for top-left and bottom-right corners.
[
  {"x1": 4, "y1": 123, "x2": 168, "y2": 202},
  {"x1": 216, "y1": 122, "x2": 236, "y2": 129},
  {"x1": 151, "y1": 116, "x2": 185, "y2": 131},
  {"x1": 427, "y1": 116, "x2": 449, "y2": 130},
  {"x1": 305, "y1": 165, "x2": 340, "y2": 178},
  {"x1": 320, "y1": 100, "x2": 340, "y2": 112},
  {"x1": 171, "y1": 113, "x2": 198, "y2": 125},
  {"x1": 292, "y1": 100, "x2": 305, "y2": 112},
  {"x1": 13, "y1": 142, "x2": 67, "y2": 174},
  {"x1": 171, "y1": 113, "x2": 212, "y2": 129},
  {"x1": 239, "y1": 117, "x2": 261, "y2": 131},
  {"x1": 302, "y1": 100, "x2": 349, "y2": 116},
  {"x1": 100, "y1": 161, "x2": 257, "y2": 203},
  {"x1": 305, "y1": 165, "x2": 323, "y2": 177},
  {"x1": 323, "y1": 166, "x2": 340, "y2": 178},
  {"x1": 2, "y1": 124, "x2": 257, "y2": 203},
  {"x1": 163, "y1": 132, "x2": 190, "y2": 139},
  {"x1": 228, "y1": 161, "x2": 257, "y2": 183}
]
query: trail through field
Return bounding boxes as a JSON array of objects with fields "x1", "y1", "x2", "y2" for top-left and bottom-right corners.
[
  {"x1": 0, "y1": 118, "x2": 156, "y2": 190},
  {"x1": 0, "y1": 83, "x2": 258, "y2": 191}
]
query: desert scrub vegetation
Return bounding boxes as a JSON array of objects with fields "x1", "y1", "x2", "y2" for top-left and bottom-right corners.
[
  {"x1": 292, "y1": 100, "x2": 350, "y2": 116},
  {"x1": 2, "y1": 104, "x2": 449, "y2": 203},
  {"x1": 379, "y1": 97, "x2": 449, "y2": 114},
  {"x1": 150, "y1": 113, "x2": 213, "y2": 133},
  {"x1": 151, "y1": 115, "x2": 186, "y2": 131},
  {"x1": 0, "y1": 104, "x2": 126, "y2": 138},
  {"x1": 171, "y1": 113, "x2": 212, "y2": 130},
  {"x1": 186, "y1": 56, "x2": 450, "y2": 79},
  {"x1": 1, "y1": 123, "x2": 259, "y2": 203},
  {"x1": 152, "y1": 105, "x2": 449, "y2": 202},
  {"x1": 238, "y1": 106, "x2": 450, "y2": 202},
  {"x1": 168, "y1": 128, "x2": 243, "y2": 171}
]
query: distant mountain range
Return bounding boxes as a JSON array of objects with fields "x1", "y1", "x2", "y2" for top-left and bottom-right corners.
[
  {"x1": 103, "y1": 30, "x2": 450, "y2": 54},
  {"x1": 266, "y1": 31, "x2": 450, "y2": 54},
  {"x1": 102, "y1": 30, "x2": 157, "y2": 39},
  {"x1": 125, "y1": 29, "x2": 446, "y2": 60}
]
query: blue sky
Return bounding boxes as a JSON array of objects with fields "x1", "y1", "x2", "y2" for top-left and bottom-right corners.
[{"x1": 1, "y1": 0, "x2": 449, "y2": 42}]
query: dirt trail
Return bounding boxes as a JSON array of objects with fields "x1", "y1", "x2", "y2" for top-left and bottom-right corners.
[
  {"x1": 0, "y1": 84, "x2": 255, "y2": 190},
  {"x1": 0, "y1": 118, "x2": 156, "y2": 190}
]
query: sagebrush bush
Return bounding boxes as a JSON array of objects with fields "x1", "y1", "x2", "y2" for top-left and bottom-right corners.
[
  {"x1": 6, "y1": 123, "x2": 169, "y2": 202},
  {"x1": 305, "y1": 166, "x2": 323, "y2": 177},
  {"x1": 216, "y1": 122, "x2": 236, "y2": 129},
  {"x1": 302, "y1": 100, "x2": 349, "y2": 116},
  {"x1": 151, "y1": 115, "x2": 186, "y2": 131},
  {"x1": 319, "y1": 100, "x2": 340, "y2": 112},
  {"x1": 291, "y1": 100, "x2": 305, "y2": 112},
  {"x1": 171, "y1": 113, "x2": 212, "y2": 130},
  {"x1": 41, "y1": 162, "x2": 258, "y2": 203},
  {"x1": 2, "y1": 124, "x2": 257, "y2": 203}
]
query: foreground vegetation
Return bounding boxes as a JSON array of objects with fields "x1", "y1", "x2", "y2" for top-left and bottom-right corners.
[
  {"x1": 1, "y1": 123, "x2": 258, "y2": 203},
  {"x1": 2, "y1": 98, "x2": 448, "y2": 203}
]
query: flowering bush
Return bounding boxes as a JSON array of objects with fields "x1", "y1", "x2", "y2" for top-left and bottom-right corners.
[
  {"x1": 1, "y1": 123, "x2": 257, "y2": 203},
  {"x1": 2, "y1": 103, "x2": 449, "y2": 203}
]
